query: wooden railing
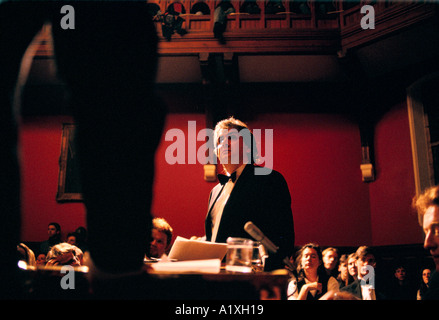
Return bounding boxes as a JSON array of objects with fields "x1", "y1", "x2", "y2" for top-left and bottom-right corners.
[
  {"x1": 340, "y1": 0, "x2": 438, "y2": 50},
  {"x1": 154, "y1": 0, "x2": 342, "y2": 54},
  {"x1": 31, "y1": 1, "x2": 437, "y2": 56}
]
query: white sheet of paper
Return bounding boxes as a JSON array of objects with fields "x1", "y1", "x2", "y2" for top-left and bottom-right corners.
[
  {"x1": 150, "y1": 258, "x2": 221, "y2": 274},
  {"x1": 168, "y1": 236, "x2": 228, "y2": 261}
]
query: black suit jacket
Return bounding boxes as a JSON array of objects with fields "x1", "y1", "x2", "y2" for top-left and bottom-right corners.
[{"x1": 205, "y1": 164, "x2": 295, "y2": 270}]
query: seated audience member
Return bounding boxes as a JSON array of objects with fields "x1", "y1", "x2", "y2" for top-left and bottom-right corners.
[
  {"x1": 337, "y1": 254, "x2": 350, "y2": 289},
  {"x1": 340, "y1": 246, "x2": 386, "y2": 300},
  {"x1": 161, "y1": 0, "x2": 187, "y2": 41},
  {"x1": 347, "y1": 252, "x2": 358, "y2": 281},
  {"x1": 385, "y1": 263, "x2": 417, "y2": 300},
  {"x1": 148, "y1": 217, "x2": 174, "y2": 259},
  {"x1": 322, "y1": 247, "x2": 339, "y2": 277},
  {"x1": 45, "y1": 243, "x2": 83, "y2": 267},
  {"x1": 39, "y1": 222, "x2": 62, "y2": 255},
  {"x1": 66, "y1": 232, "x2": 77, "y2": 246},
  {"x1": 287, "y1": 243, "x2": 339, "y2": 300},
  {"x1": 417, "y1": 268, "x2": 432, "y2": 300},
  {"x1": 74, "y1": 226, "x2": 88, "y2": 253},
  {"x1": 412, "y1": 185, "x2": 439, "y2": 300}
]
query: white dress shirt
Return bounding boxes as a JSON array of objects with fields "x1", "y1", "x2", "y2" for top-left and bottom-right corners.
[
  {"x1": 360, "y1": 283, "x2": 376, "y2": 300},
  {"x1": 210, "y1": 164, "x2": 246, "y2": 242}
]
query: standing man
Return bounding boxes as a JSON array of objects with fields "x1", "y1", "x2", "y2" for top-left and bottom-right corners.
[
  {"x1": 204, "y1": 117, "x2": 295, "y2": 271},
  {"x1": 413, "y1": 186, "x2": 439, "y2": 299}
]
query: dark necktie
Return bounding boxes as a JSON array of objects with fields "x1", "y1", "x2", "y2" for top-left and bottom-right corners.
[{"x1": 217, "y1": 171, "x2": 237, "y2": 185}]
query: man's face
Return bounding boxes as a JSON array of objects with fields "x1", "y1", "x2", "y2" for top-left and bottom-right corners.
[
  {"x1": 356, "y1": 254, "x2": 376, "y2": 278},
  {"x1": 150, "y1": 228, "x2": 168, "y2": 258},
  {"x1": 423, "y1": 205, "x2": 439, "y2": 271},
  {"x1": 394, "y1": 267, "x2": 406, "y2": 281},
  {"x1": 48, "y1": 225, "x2": 58, "y2": 237},
  {"x1": 216, "y1": 129, "x2": 251, "y2": 166}
]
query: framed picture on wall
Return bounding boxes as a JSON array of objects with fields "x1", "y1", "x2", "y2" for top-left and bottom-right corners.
[{"x1": 57, "y1": 123, "x2": 83, "y2": 202}]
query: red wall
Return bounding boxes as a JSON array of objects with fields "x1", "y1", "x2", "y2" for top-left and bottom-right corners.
[
  {"x1": 249, "y1": 113, "x2": 371, "y2": 247},
  {"x1": 18, "y1": 106, "x2": 423, "y2": 248},
  {"x1": 19, "y1": 116, "x2": 86, "y2": 242},
  {"x1": 369, "y1": 103, "x2": 424, "y2": 245},
  {"x1": 152, "y1": 113, "x2": 211, "y2": 242}
]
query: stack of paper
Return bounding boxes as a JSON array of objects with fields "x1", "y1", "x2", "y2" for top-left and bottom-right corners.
[
  {"x1": 167, "y1": 236, "x2": 228, "y2": 261},
  {"x1": 150, "y1": 258, "x2": 221, "y2": 274},
  {"x1": 148, "y1": 236, "x2": 228, "y2": 274}
]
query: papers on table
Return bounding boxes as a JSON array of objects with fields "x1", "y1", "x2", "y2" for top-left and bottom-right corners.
[
  {"x1": 149, "y1": 258, "x2": 221, "y2": 274},
  {"x1": 167, "y1": 236, "x2": 228, "y2": 261},
  {"x1": 148, "y1": 236, "x2": 228, "y2": 274}
]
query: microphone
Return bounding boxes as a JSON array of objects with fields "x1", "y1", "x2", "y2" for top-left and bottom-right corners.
[{"x1": 244, "y1": 221, "x2": 279, "y2": 253}]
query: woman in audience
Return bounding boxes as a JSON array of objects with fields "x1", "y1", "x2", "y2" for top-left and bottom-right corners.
[
  {"x1": 347, "y1": 252, "x2": 358, "y2": 281},
  {"x1": 287, "y1": 243, "x2": 339, "y2": 300},
  {"x1": 337, "y1": 253, "x2": 358, "y2": 288}
]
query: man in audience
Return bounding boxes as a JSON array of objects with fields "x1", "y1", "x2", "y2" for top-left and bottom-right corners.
[
  {"x1": 39, "y1": 222, "x2": 62, "y2": 255},
  {"x1": 201, "y1": 116, "x2": 295, "y2": 271},
  {"x1": 340, "y1": 246, "x2": 386, "y2": 300},
  {"x1": 385, "y1": 263, "x2": 417, "y2": 300},
  {"x1": 413, "y1": 185, "x2": 439, "y2": 299},
  {"x1": 148, "y1": 217, "x2": 173, "y2": 259}
]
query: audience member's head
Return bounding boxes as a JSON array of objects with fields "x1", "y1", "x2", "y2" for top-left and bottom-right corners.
[
  {"x1": 413, "y1": 185, "x2": 439, "y2": 271},
  {"x1": 322, "y1": 247, "x2": 339, "y2": 274},
  {"x1": 295, "y1": 243, "x2": 323, "y2": 279},
  {"x1": 66, "y1": 232, "x2": 77, "y2": 246},
  {"x1": 355, "y1": 246, "x2": 377, "y2": 279},
  {"x1": 47, "y1": 222, "x2": 61, "y2": 238},
  {"x1": 149, "y1": 217, "x2": 173, "y2": 258},
  {"x1": 45, "y1": 242, "x2": 83, "y2": 267}
]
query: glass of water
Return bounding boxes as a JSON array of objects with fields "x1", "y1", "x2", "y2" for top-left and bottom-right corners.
[
  {"x1": 251, "y1": 242, "x2": 265, "y2": 272},
  {"x1": 225, "y1": 237, "x2": 254, "y2": 273}
]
